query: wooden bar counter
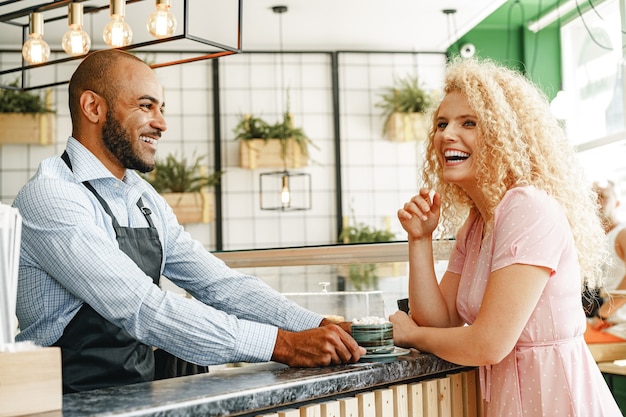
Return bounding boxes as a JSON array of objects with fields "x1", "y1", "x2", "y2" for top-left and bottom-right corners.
[
  {"x1": 39, "y1": 351, "x2": 477, "y2": 417},
  {"x1": 24, "y1": 243, "x2": 467, "y2": 416}
]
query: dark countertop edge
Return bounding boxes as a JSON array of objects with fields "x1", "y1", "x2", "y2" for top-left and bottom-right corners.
[{"x1": 58, "y1": 351, "x2": 469, "y2": 417}]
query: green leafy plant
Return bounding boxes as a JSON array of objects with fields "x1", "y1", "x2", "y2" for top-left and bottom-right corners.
[
  {"x1": 339, "y1": 222, "x2": 396, "y2": 244},
  {"x1": 339, "y1": 217, "x2": 396, "y2": 291},
  {"x1": 0, "y1": 79, "x2": 53, "y2": 113},
  {"x1": 376, "y1": 74, "x2": 434, "y2": 133},
  {"x1": 233, "y1": 112, "x2": 316, "y2": 162},
  {"x1": 233, "y1": 114, "x2": 271, "y2": 141},
  {"x1": 142, "y1": 153, "x2": 222, "y2": 193}
]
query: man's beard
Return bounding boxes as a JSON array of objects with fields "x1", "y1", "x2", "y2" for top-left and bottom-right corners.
[{"x1": 101, "y1": 110, "x2": 155, "y2": 173}]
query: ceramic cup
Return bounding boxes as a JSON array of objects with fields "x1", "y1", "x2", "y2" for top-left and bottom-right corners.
[{"x1": 351, "y1": 322, "x2": 394, "y2": 354}]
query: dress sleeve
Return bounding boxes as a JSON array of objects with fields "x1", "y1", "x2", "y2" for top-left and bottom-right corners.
[{"x1": 491, "y1": 187, "x2": 570, "y2": 275}]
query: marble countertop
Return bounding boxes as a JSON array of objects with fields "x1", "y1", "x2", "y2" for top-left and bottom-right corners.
[{"x1": 53, "y1": 350, "x2": 465, "y2": 417}]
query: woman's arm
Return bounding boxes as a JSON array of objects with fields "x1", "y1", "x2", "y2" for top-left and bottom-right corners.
[
  {"x1": 406, "y1": 238, "x2": 463, "y2": 327},
  {"x1": 398, "y1": 188, "x2": 463, "y2": 327},
  {"x1": 391, "y1": 263, "x2": 550, "y2": 366}
]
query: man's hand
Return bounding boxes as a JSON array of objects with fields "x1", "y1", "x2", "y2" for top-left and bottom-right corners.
[{"x1": 271, "y1": 324, "x2": 365, "y2": 367}]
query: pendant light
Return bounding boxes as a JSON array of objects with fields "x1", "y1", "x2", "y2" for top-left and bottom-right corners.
[
  {"x1": 2, "y1": 0, "x2": 243, "y2": 91},
  {"x1": 259, "y1": 5, "x2": 312, "y2": 212},
  {"x1": 22, "y1": 12, "x2": 50, "y2": 65},
  {"x1": 280, "y1": 175, "x2": 291, "y2": 207},
  {"x1": 147, "y1": 0, "x2": 177, "y2": 39},
  {"x1": 103, "y1": 0, "x2": 133, "y2": 47},
  {"x1": 61, "y1": 3, "x2": 91, "y2": 57},
  {"x1": 260, "y1": 171, "x2": 312, "y2": 211},
  {"x1": 442, "y1": 8, "x2": 459, "y2": 54}
]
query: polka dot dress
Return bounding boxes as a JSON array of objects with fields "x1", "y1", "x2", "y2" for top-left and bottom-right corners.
[{"x1": 448, "y1": 186, "x2": 621, "y2": 416}]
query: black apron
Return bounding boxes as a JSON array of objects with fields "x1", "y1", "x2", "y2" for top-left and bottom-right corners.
[{"x1": 55, "y1": 151, "x2": 207, "y2": 393}]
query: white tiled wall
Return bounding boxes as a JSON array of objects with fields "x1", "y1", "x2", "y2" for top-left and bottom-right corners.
[{"x1": 0, "y1": 50, "x2": 447, "y2": 297}]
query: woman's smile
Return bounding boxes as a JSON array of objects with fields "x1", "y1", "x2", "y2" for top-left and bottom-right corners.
[{"x1": 443, "y1": 149, "x2": 470, "y2": 166}]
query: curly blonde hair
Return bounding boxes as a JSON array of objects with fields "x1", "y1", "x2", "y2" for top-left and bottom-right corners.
[{"x1": 422, "y1": 57, "x2": 607, "y2": 289}]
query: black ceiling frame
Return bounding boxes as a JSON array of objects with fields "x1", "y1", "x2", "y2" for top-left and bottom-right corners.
[{"x1": 0, "y1": 0, "x2": 243, "y2": 91}]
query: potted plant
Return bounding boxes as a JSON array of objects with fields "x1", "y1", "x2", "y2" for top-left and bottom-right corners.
[
  {"x1": 376, "y1": 74, "x2": 434, "y2": 142},
  {"x1": 142, "y1": 153, "x2": 222, "y2": 224},
  {"x1": 234, "y1": 111, "x2": 315, "y2": 169},
  {"x1": 0, "y1": 80, "x2": 55, "y2": 145},
  {"x1": 338, "y1": 217, "x2": 399, "y2": 291}
]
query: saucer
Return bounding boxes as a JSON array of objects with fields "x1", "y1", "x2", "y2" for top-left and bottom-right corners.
[{"x1": 360, "y1": 347, "x2": 410, "y2": 362}]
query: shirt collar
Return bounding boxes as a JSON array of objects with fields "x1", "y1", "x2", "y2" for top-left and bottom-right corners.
[{"x1": 65, "y1": 137, "x2": 116, "y2": 182}]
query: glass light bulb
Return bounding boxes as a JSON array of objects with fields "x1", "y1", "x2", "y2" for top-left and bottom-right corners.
[
  {"x1": 147, "y1": 4, "x2": 177, "y2": 38},
  {"x1": 62, "y1": 26, "x2": 91, "y2": 56},
  {"x1": 103, "y1": 16, "x2": 133, "y2": 47},
  {"x1": 280, "y1": 176, "x2": 291, "y2": 206},
  {"x1": 62, "y1": 3, "x2": 90, "y2": 57},
  {"x1": 23, "y1": 12, "x2": 50, "y2": 65},
  {"x1": 280, "y1": 188, "x2": 291, "y2": 205},
  {"x1": 22, "y1": 34, "x2": 50, "y2": 65}
]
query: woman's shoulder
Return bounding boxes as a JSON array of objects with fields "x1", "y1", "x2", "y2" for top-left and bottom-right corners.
[
  {"x1": 496, "y1": 186, "x2": 563, "y2": 224},
  {"x1": 500, "y1": 185, "x2": 559, "y2": 209},
  {"x1": 502, "y1": 185, "x2": 550, "y2": 200}
]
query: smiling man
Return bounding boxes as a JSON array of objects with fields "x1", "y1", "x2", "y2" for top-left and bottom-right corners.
[{"x1": 12, "y1": 49, "x2": 363, "y2": 394}]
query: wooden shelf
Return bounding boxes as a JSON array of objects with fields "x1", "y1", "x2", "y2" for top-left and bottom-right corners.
[{"x1": 0, "y1": 113, "x2": 55, "y2": 146}]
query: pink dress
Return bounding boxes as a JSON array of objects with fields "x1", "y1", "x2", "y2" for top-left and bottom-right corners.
[{"x1": 447, "y1": 186, "x2": 621, "y2": 416}]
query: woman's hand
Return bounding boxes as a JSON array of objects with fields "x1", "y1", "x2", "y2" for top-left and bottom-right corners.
[
  {"x1": 397, "y1": 188, "x2": 441, "y2": 241},
  {"x1": 389, "y1": 310, "x2": 421, "y2": 349}
]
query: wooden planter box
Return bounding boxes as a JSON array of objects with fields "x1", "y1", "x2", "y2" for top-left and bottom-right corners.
[
  {"x1": 161, "y1": 191, "x2": 214, "y2": 224},
  {"x1": 0, "y1": 113, "x2": 55, "y2": 145},
  {"x1": 0, "y1": 347, "x2": 62, "y2": 417},
  {"x1": 385, "y1": 112, "x2": 428, "y2": 142},
  {"x1": 239, "y1": 138, "x2": 307, "y2": 169}
]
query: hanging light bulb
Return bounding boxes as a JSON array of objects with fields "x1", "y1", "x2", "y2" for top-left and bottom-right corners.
[
  {"x1": 61, "y1": 3, "x2": 91, "y2": 56},
  {"x1": 276, "y1": 5, "x2": 290, "y2": 211},
  {"x1": 280, "y1": 174, "x2": 291, "y2": 208},
  {"x1": 147, "y1": 0, "x2": 177, "y2": 39},
  {"x1": 22, "y1": 12, "x2": 51, "y2": 65},
  {"x1": 103, "y1": 0, "x2": 133, "y2": 47}
]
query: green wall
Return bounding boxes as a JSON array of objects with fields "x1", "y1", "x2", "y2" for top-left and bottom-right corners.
[{"x1": 448, "y1": 17, "x2": 562, "y2": 100}]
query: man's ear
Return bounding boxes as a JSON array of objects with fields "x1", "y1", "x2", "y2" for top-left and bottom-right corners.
[{"x1": 79, "y1": 90, "x2": 107, "y2": 124}]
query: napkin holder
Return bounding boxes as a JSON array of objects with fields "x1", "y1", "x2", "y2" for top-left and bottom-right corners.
[{"x1": 0, "y1": 346, "x2": 62, "y2": 417}]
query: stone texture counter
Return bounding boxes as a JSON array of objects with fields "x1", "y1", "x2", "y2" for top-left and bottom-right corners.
[{"x1": 50, "y1": 350, "x2": 468, "y2": 417}]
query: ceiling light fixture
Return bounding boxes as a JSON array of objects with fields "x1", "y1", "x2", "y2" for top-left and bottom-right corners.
[
  {"x1": 102, "y1": 0, "x2": 133, "y2": 47},
  {"x1": 1, "y1": 0, "x2": 243, "y2": 91},
  {"x1": 147, "y1": 0, "x2": 177, "y2": 39},
  {"x1": 61, "y1": 3, "x2": 91, "y2": 57},
  {"x1": 260, "y1": 171, "x2": 312, "y2": 211},
  {"x1": 259, "y1": 5, "x2": 312, "y2": 212},
  {"x1": 21, "y1": 12, "x2": 51, "y2": 65},
  {"x1": 442, "y1": 8, "x2": 461, "y2": 54}
]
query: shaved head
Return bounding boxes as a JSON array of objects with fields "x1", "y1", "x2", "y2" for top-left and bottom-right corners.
[
  {"x1": 68, "y1": 49, "x2": 147, "y2": 128},
  {"x1": 66, "y1": 49, "x2": 165, "y2": 178}
]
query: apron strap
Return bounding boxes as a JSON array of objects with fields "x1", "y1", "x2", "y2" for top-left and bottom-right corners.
[{"x1": 61, "y1": 151, "x2": 153, "y2": 228}]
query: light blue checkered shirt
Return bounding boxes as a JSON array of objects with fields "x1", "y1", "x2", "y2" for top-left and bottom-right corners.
[{"x1": 12, "y1": 137, "x2": 323, "y2": 365}]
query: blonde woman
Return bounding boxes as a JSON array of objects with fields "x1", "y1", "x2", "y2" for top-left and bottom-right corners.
[{"x1": 389, "y1": 58, "x2": 621, "y2": 416}]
